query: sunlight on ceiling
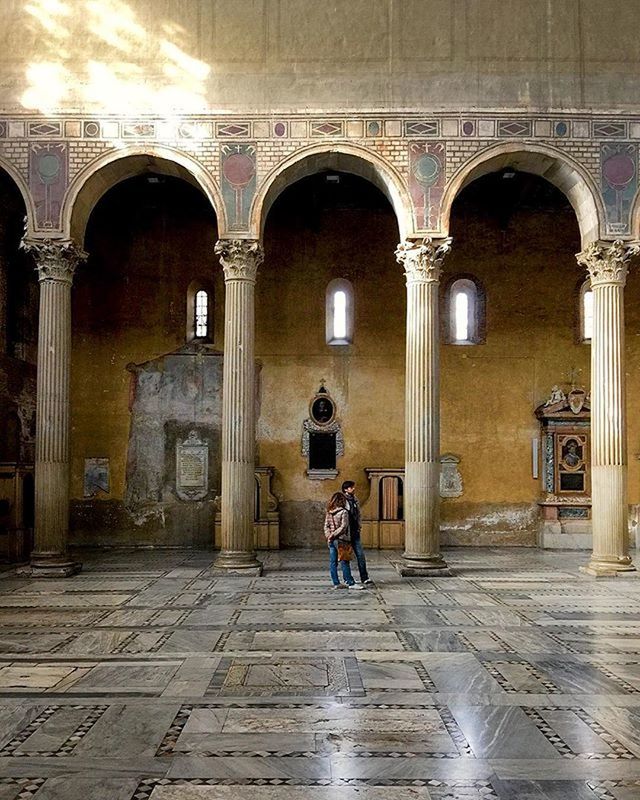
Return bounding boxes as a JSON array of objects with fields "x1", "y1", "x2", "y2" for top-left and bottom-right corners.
[{"x1": 21, "y1": 0, "x2": 211, "y2": 115}]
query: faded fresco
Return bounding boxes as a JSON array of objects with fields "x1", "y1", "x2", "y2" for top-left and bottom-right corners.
[
  {"x1": 29, "y1": 142, "x2": 68, "y2": 230},
  {"x1": 220, "y1": 143, "x2": 257, "y2": 231},
  {"x1": 601, "y1": 142, "x2": 638, "y2": 235},
  {"x1": 408, "y1": 141, "x2": 446, "y2": 231}
]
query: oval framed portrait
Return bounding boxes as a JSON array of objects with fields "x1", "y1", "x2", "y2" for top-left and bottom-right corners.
[{"x1": 310, "y1": 395, "x2": 335, "y2": 425}]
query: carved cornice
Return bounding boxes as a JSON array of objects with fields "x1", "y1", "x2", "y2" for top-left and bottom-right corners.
[
  {"x1": 20, "y1": 238, "x2": 87, "y2": 285},
  {"x1": 576, "y1": 239, "x2": 640, "y2": 287},
  {"x1": 215, "y1": 239, "x2": 264, "y2": 282},
  {"x1": 395, "y1": 237, "x2": 452, "y2": 284}
]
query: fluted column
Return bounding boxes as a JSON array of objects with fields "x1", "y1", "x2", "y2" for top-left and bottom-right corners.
[
  {"x1": 21, "y1": 238, "x2": 87, "y2": 577},
  {"x1": 395, "y1": 237, "x2": 452, "y2": 577},
  {"x1": 577, "y1": 240, "x2": 639, "y2": 577},
  {"x1": 213, "y1": 239, "x2": 263, "y2": 574}
]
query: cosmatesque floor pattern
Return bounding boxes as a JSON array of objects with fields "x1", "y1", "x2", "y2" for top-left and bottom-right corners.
[{"x1": 1, "y1": 547, "x2": 640, "y2": 798}]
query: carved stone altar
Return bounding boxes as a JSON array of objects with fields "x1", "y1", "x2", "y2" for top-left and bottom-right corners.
[{"x1": 536, "y1": 385, "x2": 592, "y2": 549}]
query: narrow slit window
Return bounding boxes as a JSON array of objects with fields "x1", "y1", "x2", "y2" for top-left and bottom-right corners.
[
  {"x1": 195, "y1": 290, "x2": 208, "y2": 338},
  {"x1": 326, "y1": 278, "x2": 354, "y2": 345},
  {"x1": 333, "y1": 291, "x2": 347, "y2": 339},
  {"x1": 447, "y1": 277, "x2": 480, "y2": 344},
  {"x1": 454, "y1": 291, "x2": 469, "y2": 342}
]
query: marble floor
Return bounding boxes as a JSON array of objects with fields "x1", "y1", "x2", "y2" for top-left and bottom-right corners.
[{"x1": 0, "y1": 547, "x2": 640, "y2": 799}]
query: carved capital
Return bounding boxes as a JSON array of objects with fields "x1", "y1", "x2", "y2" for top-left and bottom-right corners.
[
  {"x1": 215, "y1": 239, "x2": 263, "y2": 282},
  {"x1": 395, "y1": 237, "x2": 452, "y2": 284},
  {"x1": 21, "y1": 238, "x2": 87, "y2": 285},
  {"x1": 576, "y1": 239, "x2": 640, "y2": 288}
]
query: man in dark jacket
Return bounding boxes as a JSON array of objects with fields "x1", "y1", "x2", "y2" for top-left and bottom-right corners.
[{"x1": 342, "y1": 480, "x2": 373, "y2": 586}]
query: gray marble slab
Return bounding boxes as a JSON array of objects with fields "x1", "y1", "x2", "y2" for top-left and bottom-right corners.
[{"x1": 450, "y1": 705, "x2": 561, "y2": 759}]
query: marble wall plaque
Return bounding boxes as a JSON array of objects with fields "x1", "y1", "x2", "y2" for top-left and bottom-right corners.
[{"x1": 176, "y1": 431, "x2": 208, "y2": 501}]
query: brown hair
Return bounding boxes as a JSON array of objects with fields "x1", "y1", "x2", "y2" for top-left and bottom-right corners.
[{"x1": 327, "y1": 492, "x2": 346, "y2": 512}]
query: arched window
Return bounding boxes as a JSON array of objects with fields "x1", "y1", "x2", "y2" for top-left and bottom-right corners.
[
  {"x1": 326, "y1": 278, "x2": 354, "y2": 345},
  {"x1": 580, "y1": 280, "x2": 593, "y2": 342},
  {"x1": 195, "y1": 290, "x2": 208, "y2": 338},
  {"x1": 186, "y1": 280, "x2": 214, "y2": 342},
  {"x1": 444, "y1": 275, "x2": 485, "y2": 345}
]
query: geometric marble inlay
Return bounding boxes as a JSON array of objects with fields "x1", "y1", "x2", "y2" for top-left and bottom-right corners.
[
  {"x1": 310, "y1": 121, "x2": 344, "y2": 137},
  {"x1": 216, "y1": 123, "x2": 251, "y2": 138},
  {"x1": 404, "y1": 120, "x2": 439, "y2": 137},
  {"x1": 0, "y1": 548, "x2": 640, "y2": 797},
  {"x1": 594, "y1": 121, "x2": 627, "y2": 138},
  {"x1": 498, "y1": 120, "x2": 532, "y2": 137}
]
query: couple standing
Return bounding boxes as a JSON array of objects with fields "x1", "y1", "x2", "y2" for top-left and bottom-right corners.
[{"x1": 324, "y1": 480, "x2": 373, "y2": 590}]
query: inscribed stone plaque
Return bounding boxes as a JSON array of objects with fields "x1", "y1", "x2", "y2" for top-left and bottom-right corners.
[
  {"x1": 84, "y1": 458, "x2": 110, "y2": 498},
  {"x1": 176, "y1": 431, "x2": 208, "y2": 501}
]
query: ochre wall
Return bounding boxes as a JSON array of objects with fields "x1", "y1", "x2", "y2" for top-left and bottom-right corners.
[
  {"x1": 67, "y1": 171, "x2": 640, "y2": 547},
  {"x1": 70, "y1": 176, "x2": 220, "y2": 528},
  {"x1": 1, "y1": 1, "x2": 640, "y2": 114}
]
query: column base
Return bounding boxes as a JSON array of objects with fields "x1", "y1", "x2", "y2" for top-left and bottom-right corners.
[
  {"x1": 17, "y1": 554, "x2": 82, "y2": 578},
  {"x1": 580, "y1": 557, "x2": 637, "y2": 578},
  {"x1": 212, "y1": 550, "x2": 263, "y2": 575},
  {"x1": 395, "y1": 554, "x2": 452, "y2": 578}
]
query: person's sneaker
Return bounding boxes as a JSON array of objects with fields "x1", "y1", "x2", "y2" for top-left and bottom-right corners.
[
  {"x1": 348, "y1": 583, "x2": 365, "y2": 590},
  {"x1": 363, "y1": 579, "x2": 374, "y2": 586},
  {"x1": 332, "y1": 584, "x2": 344, "y2": 589}
]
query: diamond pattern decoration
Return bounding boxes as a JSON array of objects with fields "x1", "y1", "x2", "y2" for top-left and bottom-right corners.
[
  {"x1": 310, "y1": 121, "x2": 344, "y2": 137},
  {"x1": 594, "y1": 121, "x2": 627, "y2": 138},
  {"x1": 216, "y1": 123, "x2": 250, "y2": 138},
  {"x1": 497, "y1": 120, "x2": 532, "y2": 137},
  {"x1": 28, "y1": 121, "x2": 62, "y2": 137},
  {"x1": 122, "y1": 122, "x2": 155, "y2": 137},
  {"x1": 404, "y1": 121, "x2": 439, "y2": 137}
]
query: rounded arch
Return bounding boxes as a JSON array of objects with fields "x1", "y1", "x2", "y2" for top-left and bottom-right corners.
[
  {"x1": 0, "y1": 156, "x2": 37, "y2": 236},
  {"x1": 250, "y1": 142, "x2": 413, "y2": 240},
  {"x1": 62, "y1": 145, "x2": 225, "y2": 245},
  {"x1": 629, "y1": 187, "x2": 640, "y2": 241},
  {"x1": 440, "y1": 142, "x2": 604, "y2": 247}
]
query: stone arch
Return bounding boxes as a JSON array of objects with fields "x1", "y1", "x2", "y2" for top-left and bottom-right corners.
[
  {"x1": 0, "y1": 156, "x2": 36, "y2": 235},
  {"x1": 440, "y1": 142, "x2": 604, "y2": 247},
  {"x1": 628, "y1": 187, "x2": 640, "y2": 241},
  {"x1": 250, "y1": 143, "x2": 414, "y2": 240},
  {"x1": 62, "y1": 145, "x2": 225, "y2": 244}
]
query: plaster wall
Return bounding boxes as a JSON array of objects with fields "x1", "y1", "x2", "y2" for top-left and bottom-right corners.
[{"x1": 1, "y1": 1, "x2": 639, "y2": 115}]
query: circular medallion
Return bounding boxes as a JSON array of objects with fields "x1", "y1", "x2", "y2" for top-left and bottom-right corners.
[
  {"x1": 603, "y1": 153, "x2": 636, "y2": 190},
  {"x1": 274, "y1": 122, "x2": 286, "y2": 137},
  {"x1": 37, "y1": 153, "x2": 61, "y2": 183},
  {"x1": 413, "y1": 153, "x2": 441, "y2": 188},
  {"x1": 222, "y1": 153, "x2": 255, "y2": 189}
]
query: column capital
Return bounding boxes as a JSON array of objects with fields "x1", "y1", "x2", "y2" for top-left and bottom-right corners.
[
  {"x1": 21, "y1": 238, "x2": 87, "y2": 285},
  {"x1": 395, "y1": 237, "x2": 452, "y2": 284},
  {"x1": 576, "y1": 239, "x2": 640, "y2": 287},
  {"x1": 215, "y1": 239, "x2": 264, "y2": 282}
]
